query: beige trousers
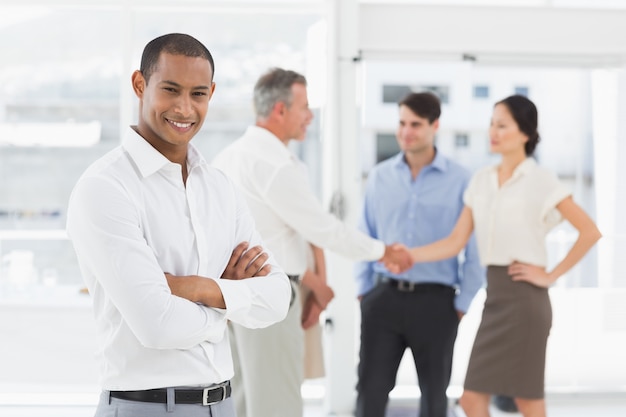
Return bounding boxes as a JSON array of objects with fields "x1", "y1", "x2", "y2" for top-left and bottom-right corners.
[
  {"x1": 300, "y1": 286, "x2": 325, "y2": 379},
  {"x1": 229, "y1": 283, "x2": 326, "y2": 417}
]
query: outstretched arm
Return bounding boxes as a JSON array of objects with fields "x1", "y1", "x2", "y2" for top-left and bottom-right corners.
[
  {"x1": 385, "y1": 206, "x2": 475, "y2": 273},
  {"x1": 411, "y1": 206, "x2": 475, "y2": 262},
  {"x1": 509, "y1": 196, "x2": 601, "y2": 287}
]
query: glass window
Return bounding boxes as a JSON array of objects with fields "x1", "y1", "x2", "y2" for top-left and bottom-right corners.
[
  {"x1": 365, "y1": 62, "x2": 598, "y2": 288},
  {"x1": 0, "y1": 6, "x2": 322, "y2": 291},
  {"x1": 515, "y1": 85, "x2": 530, "y2": 96},
  {"x1": 376, "y1": 133, "x2": 400, "y2": 162},
  {"x1": 420, "y1": 85, "x2": 450, "y2": 104},
  {"x1": 0, "y1": 2, "x2": 325, "y2": 402},
  {"x1": 382, "y1": 84, "x2": 449, "y2": 104},
  {"x1": 0, "y1": 7, "x2": 123, "y2": 290},
  {"x1": 382, "y1": 85, "x2": 412, "y2": 103},
  {"x1": 455, "y1": 133, "x2": 470, "y2": 147},
  {"x1": 473, "y1": 85, "x2": 490, "y2": 98}
]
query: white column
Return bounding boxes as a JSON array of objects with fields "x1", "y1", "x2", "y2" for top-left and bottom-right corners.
[
  {"x1": 614, "y1": 68, "x2": 626, "y2": 287},
  {"x1": 591, "y1": 69, "x2": 622, "y2": 288},
  {"x1": 119, "y1": 3, "x2": 134, "y2": 143},
  {"x1": 321, "y1": 0, "x2": 361, "y2": 415},
  {"x1": 616, "y1": 68, "x2": 626, "y2": 287}
]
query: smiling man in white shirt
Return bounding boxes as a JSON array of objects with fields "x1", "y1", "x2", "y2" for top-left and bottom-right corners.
[
  {"x1": 212, "y1": 67, "x2": 412, "y2": 417},
  {"x1": 66, "y1": 34, "x2": 290, "y2": 417}
]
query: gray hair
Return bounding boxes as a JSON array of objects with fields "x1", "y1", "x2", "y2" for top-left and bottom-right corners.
[{"x1": 253, "y1": 68, "x2": 307, "y2": 119}]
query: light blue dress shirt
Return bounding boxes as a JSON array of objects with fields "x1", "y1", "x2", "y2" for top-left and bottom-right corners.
[{"x1": 355, "y1": 150, "x2": 484, "y2": 313}]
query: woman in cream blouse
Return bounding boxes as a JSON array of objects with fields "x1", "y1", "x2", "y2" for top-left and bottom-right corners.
[{"x1": 388, "y1": 95, "x2": 601, "y2": 417}]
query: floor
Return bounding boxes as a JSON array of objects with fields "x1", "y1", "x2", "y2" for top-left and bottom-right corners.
[
  {"x1": 303, "y1": 394, "x2": 626, "y2": 417},
  {"x1": 2, "y1": 393, "x2": 626, "y2": 417}
]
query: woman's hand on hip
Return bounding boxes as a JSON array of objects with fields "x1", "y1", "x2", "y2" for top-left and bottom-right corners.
[{"x1": 508, "y1": 261, "x2": 554, "y2": 288}]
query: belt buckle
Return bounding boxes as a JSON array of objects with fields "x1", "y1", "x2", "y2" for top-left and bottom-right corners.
[
  {"x1": 397, "y1": 280, "x2": 415, "y2": 292},
  {"x1": 202, "y1": 385, "x2": 226, "y2": 406}
]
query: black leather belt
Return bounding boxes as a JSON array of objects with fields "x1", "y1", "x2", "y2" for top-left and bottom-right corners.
[
  {"x1": 287, "y1": 275, "x2": 299, "y2": 308},
  {"x1": 110, "y1": 381, "x2": 231, "y2": 406},
  {"x1": 376, "y1": 274, "x2": 453, "y2": 293}
]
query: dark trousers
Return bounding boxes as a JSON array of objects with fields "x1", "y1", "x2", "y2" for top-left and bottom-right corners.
[{"x1": 356, "y1": 281, "x2": 458, "y2": 417}]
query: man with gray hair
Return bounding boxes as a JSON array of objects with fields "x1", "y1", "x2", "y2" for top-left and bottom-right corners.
[{"x1": 212, "y1": 67, "x2": 412, "y2": 417}]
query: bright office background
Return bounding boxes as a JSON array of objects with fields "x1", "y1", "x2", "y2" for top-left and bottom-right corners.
[{"x1": 1, "y1": 0, "x2": 626, "y2": 416}]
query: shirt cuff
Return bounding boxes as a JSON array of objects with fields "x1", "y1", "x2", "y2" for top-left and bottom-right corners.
[
  {"x1": 454, "y1": 292, "x2": 473, "y2": 314},
  {"x1": 372, "y1": 240, "x2": 386, "y2": 261},
  {"x1": 215, "y1": 278, "x2": 253, "y2": 320}
]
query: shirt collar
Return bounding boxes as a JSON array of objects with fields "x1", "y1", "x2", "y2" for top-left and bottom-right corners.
[
  {"x1": 489, "y1": 157, "x2": 536, "y2": 176},
  {"x1": 242, "y1": 125, "x2": 294, "y2": 161},
  {"x1": 122, "y1": 126, "x2": 207, "y2": 178},
  {"x1": 514, "y1": 157, "x2": 537, "y2": 175},
  {"x1": 487, "y1": 157, "x2": 536, "y2": 189},
  {"x1": 393, "y1": 147, "x2": 448, "y2": 172}
]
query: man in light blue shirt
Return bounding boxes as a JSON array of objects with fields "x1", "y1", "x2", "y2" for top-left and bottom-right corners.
[{"x1": 355, "y1": 92, "x2": 484, "y2": 417}]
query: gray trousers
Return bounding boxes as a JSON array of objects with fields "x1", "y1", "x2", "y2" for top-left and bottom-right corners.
[{"x1": 94, "y1": 390, "x2": 236, "y2": 417}]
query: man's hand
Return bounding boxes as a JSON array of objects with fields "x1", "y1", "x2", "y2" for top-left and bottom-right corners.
[
  {"x1": 300, "y1": 269, "x2": 334, "y2": 310},
  {"x1": 381, "y1": 243, "x2": 412, "y2": 273},
  {"x1": 301, "y1": 293, "x2": 324, "y2": 330},
  {"x1": 312, "y1": 282, "x2": 335, "y2": 310},
  {"x1": 221, "y1": 242, "x2": 271, "y2": 280}
]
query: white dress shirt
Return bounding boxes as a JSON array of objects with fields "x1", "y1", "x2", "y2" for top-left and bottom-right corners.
[
  {"x1": 212, "y1": 126, "x2": 385, "y2": 276},
  {"x1": 66, "y1": 127, "x2": 290, "y2": 390},
  {"x1": 463, "y1": 158, "x2": 571, "y2": 267}
]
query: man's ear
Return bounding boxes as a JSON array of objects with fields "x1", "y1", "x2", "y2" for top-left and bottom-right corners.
[
  {"x1": 209, "y1": 82, "x2": 216, "y2": 100},
  {"x1": 273, "y1": 101, "x2": 286, "y2": 117},
  {"x1": 131, "y1": 70, "x2": 145, "y2": 98}
]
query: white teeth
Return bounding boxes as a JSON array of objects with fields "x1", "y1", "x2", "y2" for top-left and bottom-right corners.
[{"x1": 169, "y1": 120, "x2": 192, "y2": 128}]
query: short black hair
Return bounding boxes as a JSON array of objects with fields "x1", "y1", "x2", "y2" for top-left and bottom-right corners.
[
  {"x1": 496, "y1": 95, "x2": 540, "y2": 156},
  {"x1": 398, "y1": 92, "x2": 441, "y2": 123},
  {"x1": 140, "y1": 33, "x2": 215, "y2": 84}
]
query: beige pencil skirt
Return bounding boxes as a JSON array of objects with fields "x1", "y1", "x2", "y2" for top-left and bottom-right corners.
[{"x1": 464, "y1": 265, "x2": 552, "y2": 399}]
